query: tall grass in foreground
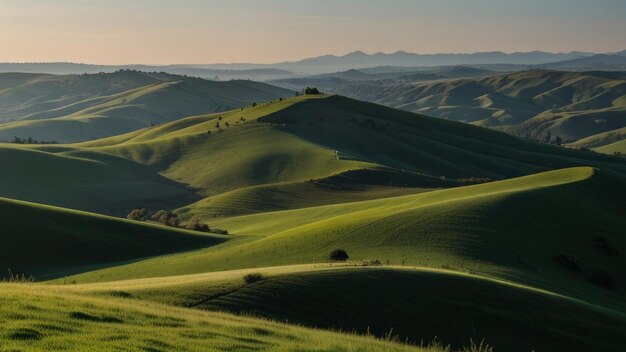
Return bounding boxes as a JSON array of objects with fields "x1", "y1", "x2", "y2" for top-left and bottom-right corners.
[{"x1": 0, "y1": 283, "x2": 483, "y2": 352}]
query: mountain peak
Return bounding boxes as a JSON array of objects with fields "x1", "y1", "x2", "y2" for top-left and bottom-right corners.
[{"x1": 343, "y1": 50, "x2": 369, "y2": 58}]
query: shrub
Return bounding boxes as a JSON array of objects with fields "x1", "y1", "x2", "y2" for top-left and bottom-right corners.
[
  {"x1": 185, "y1": 217, "x2": 210, "y2": 232},
  {"x1": 329, "y1": 249, "x2": 349, "y2": 262},
  {"x1": 151, "y1": 210, "x2": 180, "y2": 227},
  {"x1": 361, "y1": 259, "x2": 382, "y2": 266},
  {"x1": 211, "y1": 229, "x2": 229, "y2": 235},
  {"x1": 126, "y1": 208, "x2": 148, "y2": 221},
  {"x1": 590, "y1": 271, "x2": 616, "y2": 290},
  {"x1": 552, "y1": 253, "x2": 581, "y2": 271},
  {"x1": 243, "y1": 272, "x2": 265, "y2": 284}
]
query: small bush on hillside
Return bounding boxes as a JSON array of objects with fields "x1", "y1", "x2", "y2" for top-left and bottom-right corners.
[
  {"x1": 151, "y1": 210, "x2": 180, "y2": 227},
  {"x1": 552, "y1": 253, "x2": 581, "y2": 271},
  {"x1": 595, "y1": 236, "x2": 620, "y2": 256},
  {"x1": 361, "y1": 259, "x2": 382, "y2": 266},
  {"x1": 211, "y1": 229, "x2": 229, "y2": 235},
  {"x1": 185, "y1": 217, "x2": 210, "y2": 232},
  {"x1": 243, "y1": 272, "x2": 265, "y2": 284},
  {"x1": 126, "y1": 208, "x2": 148, "y2": 221},
  {"x1": 329, "y1": 249, "x2": 349, "y2": 262},
  {"x1": 590, "y1": 271, "x2": 616, "y2": 290}
]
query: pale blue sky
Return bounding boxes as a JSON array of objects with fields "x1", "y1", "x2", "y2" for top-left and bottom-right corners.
[{"x1": 1, "y1": 0, "x2": 624, "y2": 64}]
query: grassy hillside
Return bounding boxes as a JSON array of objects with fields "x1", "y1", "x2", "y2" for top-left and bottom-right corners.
[
  {"x1": 2, "y1": 94, "x2": 623, "y2": 217},
  {"x1": 1, "y1": 93, "x2": 625, "y2": 351},
  {"x1": 570, "y1": 126, "x2": 626, "y2": 149},
  {"x1": 0, "y1": 283, "x2": 433, "y2": 352},
  {"x1": 80, "y1": 94, "x2": 625, "y2": 181},
  {"x1": 0, "y1": 144, "x2": 200, "y2": 215},
  {"x1": 0, "y1": 196, "x2": 226, "y2": 280},
  {"x1": 61, "y1": 167, "x2": 626, "y2": 312},
  {"x1": 0, "y1": 71, "x2": 292, "y2": 142},
  {"x1": 594, "y1": 139, "x2": 626, "y2": 156},
  {"x1": 292, "y1": 70, "x2": 626, "y2": 147},
  {"x1": 63, "y1": 265, "x2": 626, "y2": 352}
]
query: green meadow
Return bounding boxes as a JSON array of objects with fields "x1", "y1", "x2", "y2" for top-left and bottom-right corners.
[{"x1": 1, "y1": 90, "x2": 625, "y2": 351}]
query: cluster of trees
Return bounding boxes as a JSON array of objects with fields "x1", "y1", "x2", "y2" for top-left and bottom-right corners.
[
  {"x1": 304, "y1": 87, "x2": 322, "y2": 95},
  {"x1": 544, "y1": 131, "x2": 563, "y2": 146},
  {"x1": 8, "y1": 136, "x2": 57, "y2": 145},
  {"x1": 127, "y1": 208, "x2": 178, "y2": 227},
  {"x1": 456, "y1": 177, "x2": 493, "y2": 185},
  {"x1": 126, "y1": 208, "x2": 228, "y2": 234},
  {"x1": 295, "y1": 87, "x2": 322, "y2": 96}
]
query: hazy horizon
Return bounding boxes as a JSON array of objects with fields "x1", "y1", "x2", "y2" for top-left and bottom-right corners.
[{"x1": 1, "y1": 0, "x2": 625, "y2": 65}]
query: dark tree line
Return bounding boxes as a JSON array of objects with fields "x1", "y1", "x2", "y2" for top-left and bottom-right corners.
[
  {"x1": 7, "y1": 136, "x2": 57, "y2": 145},
  {"x1": 127, "y1": 208, "x2": 228, "y2": 235}
]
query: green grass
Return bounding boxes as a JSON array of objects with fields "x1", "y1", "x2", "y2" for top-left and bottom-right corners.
[
  {"x1": 0, "y1": 71, "x2": 292, "y2": 143},
  {"x1": 58, "y1": 265, "x2": 626, "y2": 352},
  {"x1": 1, "y1": 93, "x2": 625, "y2": 351},
  {"x1": 2, "y1": 94, "x2": 624, "y2": 218},
  {"x1": 0, "y1": 144, "x2": 200, "y2": 215},
  {"x1": 339, "y1": 69, "x2": 626, "y2": 146},
  {"x1": 0, "y1": 283, "x2": 437, "y2": 352},
  {"x1": 595, "y1": 139, "x2": 626, "y2": 156},
  {"x1": 0, "y1": 196, "x2": 226, "y2": 280},
  {"x1": 58, "y1": 167, "x2": 626, "y2": 314}
]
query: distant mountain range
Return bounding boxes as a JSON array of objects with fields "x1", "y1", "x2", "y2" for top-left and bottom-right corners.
[{"x1": 2, "y1": 50, "x2": 625, "y2": 76}]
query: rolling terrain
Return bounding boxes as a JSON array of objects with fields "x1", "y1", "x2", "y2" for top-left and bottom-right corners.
[
  {"x1": 1, "y1": 94, "x2": 625, "y2": 351},
  {"x1": 2, "y1": 94, "x2": 623, "y2": 216},
  {"x1": 60, "y1": 265, "x2": 626, "y2": 352},
  {"x1": 0, "y1": 71, "x2": 292, "y2": 142},
  {"x1": 287, "y1": 70, "x2": 626, "y2": 149},
  {"x1": 0, "y1": 283, "x2": 434, "y2": 352},
  {"x1": 0, "y1": 196, "x2": 226, "y2": 280}
]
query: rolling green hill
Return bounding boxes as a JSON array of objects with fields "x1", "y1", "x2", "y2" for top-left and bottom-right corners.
[
  {"x1": 0, "y1": 71, "x2": 292, "y2": 142},
  {"x1": 291, "y1": 70, "x2": 626, "y2": 148},
  {"x1": 1, "y1": 94, "x2": 624, "y2": 216},
  {"x1": 63, "y1": 265, "x2": 626, "y2": 352},
  {"x1": 1, "y1": 94, "x2": 625, "y2": 351},
  {"x1": 0, "y1": 196, "x2": 226, "y2": 280},
  {"x1": 79, "y1": 94, "x2": 625, "y2": 181},
  {"x1": 0, "y1": 283, "x2": 432, "y2": 352},
  {"x1": 61, "y1": 167, "x2": 626, "y2": 311},
  {"x1": 0, "y1": 145, "x2": 200, "y2": 215},
  {"x1": 594, "y1": 139, "x2": 626, "y2": 156},
  {"x1": 569, "y1": 126, "x2": 626, "y2": 150}
]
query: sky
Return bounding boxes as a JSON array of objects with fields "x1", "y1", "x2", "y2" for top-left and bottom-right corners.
[{"x1": 1, "y1": 0, "x2": 625, "y2": 65}]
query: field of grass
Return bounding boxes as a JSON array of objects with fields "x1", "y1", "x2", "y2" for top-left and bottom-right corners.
[
  {"x1": 0, "y1": 144, "x2": 200, "y2": 215},
  {"x1": 2, "y1": 94, "x2": 624, "y2": 218},
  {"x1": 1, "y1": 93, "x2": 625, "y2": 351},
  {"x1": 0, "y1": 71, "x2": 292, "y2": 143},
  {"x1": 316, "y1": 69, "x2": 626, "y2": 147},
  {"x1": 0, "y1": 196, "x2": 226, "y2": 280},
  {"x1": 595, "y1": 139, "x2": 626, "y2": 156},
  {"x1": 0, "y1": 283, "x2": 440, "y2": 352},
  {"x1": 58, "y1": 167, "x2": 626, "y2": 314},
  {"x1": 58, "y1": 265, "x2": 626, "y2": 352}
]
